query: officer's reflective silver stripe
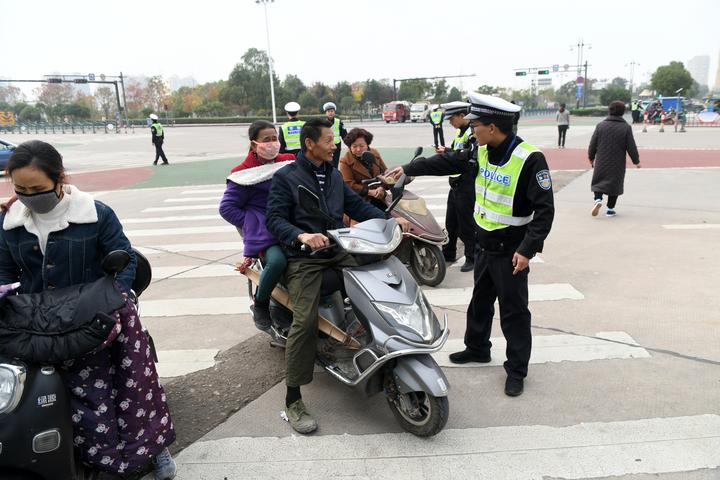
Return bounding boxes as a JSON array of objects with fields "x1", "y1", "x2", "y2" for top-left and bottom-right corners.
[
  {"x1": 475, "y1": 185, "x2": 514, "y2": 206},
  {"x1": 474, "y1": 204, "x2": 533, "y2": 226},
  {"x1": 511, "y1": 145, "x2": 532, "y2": 160}
]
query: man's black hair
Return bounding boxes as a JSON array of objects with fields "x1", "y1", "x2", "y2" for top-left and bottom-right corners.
[{"x1": 300, "y1": 118, "x2": 333, "y2": 152}]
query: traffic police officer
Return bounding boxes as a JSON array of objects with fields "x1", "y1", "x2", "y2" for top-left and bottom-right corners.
[
  {"x1": 437, "y1": 101, "x2": 475, "y2": 272},
  {"x1": 429, "y1": 105, "x2": 445, "y2": 147},
  {"x1": 149, "y1": 113, "x2": 169, "y2": 165},
  {"x1": 388, "y1": 94, "x2": 555, "y2": 396},
  {"x1": 279, "y1": 101, "x2": 305, "y2": 156},
  {"x1": 323, "y1": 102, "x2": 347, "y2": 168}
]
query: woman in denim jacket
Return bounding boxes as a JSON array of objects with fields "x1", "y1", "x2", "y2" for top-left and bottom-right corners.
[{"x1": 0, "y1": 140, "x2": 177, "y2": 479}]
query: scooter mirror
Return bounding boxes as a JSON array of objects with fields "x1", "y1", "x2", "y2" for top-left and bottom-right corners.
[
  {"x1": 360, "y1": 150, "x2": 375, "y2": 166},
  {"x1": 102, "y1": 250, "x2": 132, "y2": 276},
  {"x1": 298, "y1": 185, "x2": 321, "y2": 214},
  {"x1": 413, "y1": 146, "x2": 423, "y2": 159}
]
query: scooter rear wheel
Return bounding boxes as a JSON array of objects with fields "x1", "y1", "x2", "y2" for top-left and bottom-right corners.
[
  {"x1": 386, "y1": 390, "x2": 449, "y2": 437},
  {"x1": 410, "y1": 244, "x2": 446, "y2": 287}
]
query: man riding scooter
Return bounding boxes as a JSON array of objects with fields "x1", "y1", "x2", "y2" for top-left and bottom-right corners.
[{"x1": 265, "y1": 118, "x2": 410, "y2": 434}]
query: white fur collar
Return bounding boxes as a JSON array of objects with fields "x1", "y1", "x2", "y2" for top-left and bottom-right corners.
[
  {"x1": 3, "y1": 184, "x2": 98, "y2": 231},
  {"x1": 226, "y1": 161, "x2": 293, "y2": 186}
]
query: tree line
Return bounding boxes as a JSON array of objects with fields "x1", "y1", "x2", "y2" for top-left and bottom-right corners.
[{"x1": 0, "y1": 50, "x2": 703, "y2": 123}]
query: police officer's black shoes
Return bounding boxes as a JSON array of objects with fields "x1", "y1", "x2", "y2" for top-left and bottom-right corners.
[
  {"x1": 504, "y1": 376, "x2": 524, "y2": 397},
  {"x1": 443, "y1": 251, "x2": 457, "y2": 262},
  {"x1": 449, "y1": 349, "x2": 491, "y2": 364},
  {"x1": 460, "y1": 260, "x2": 474, "y2": 272}
]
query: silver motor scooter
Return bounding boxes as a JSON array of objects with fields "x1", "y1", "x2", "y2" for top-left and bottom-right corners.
[{"x1": 246, "y1": 175, "x2": 450, "y2": 437}]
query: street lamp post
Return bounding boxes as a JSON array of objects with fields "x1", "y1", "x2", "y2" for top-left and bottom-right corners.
[{"x1": 257, "y1": 0, "x2": 277, "y2": 124}]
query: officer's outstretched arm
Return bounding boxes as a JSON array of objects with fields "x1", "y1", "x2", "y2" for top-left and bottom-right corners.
[{"x1": 403, "y1": 149, "x2": 471, "y2": 177}]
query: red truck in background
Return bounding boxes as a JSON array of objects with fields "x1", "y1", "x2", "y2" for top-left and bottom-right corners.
[{"x1": 383, "y1": 101, "x2": 411, "y2": 123}]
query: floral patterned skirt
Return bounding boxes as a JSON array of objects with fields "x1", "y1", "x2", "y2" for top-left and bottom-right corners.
[{"x1": 61, "y1": 295, "x2": 176, "y2": 475}]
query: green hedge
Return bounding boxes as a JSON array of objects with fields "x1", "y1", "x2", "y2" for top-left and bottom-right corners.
[{"x1": 571, "y1": 107, "x2": 609, "y2": 116}]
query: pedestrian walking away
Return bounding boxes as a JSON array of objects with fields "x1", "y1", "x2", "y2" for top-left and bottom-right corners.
[
  {"x1": 588, "y1": 101, "x2": 641, "y2": 218},
  {"x1": 150, "y1": 113, "x2": 169, "y2": 165},
  {"x1": 436, "y1": 101, "x2": 476, "y2": 272},
  {"x1": 279, "y1": 101, "x2": 305, "y2": 156},
  {"x1": 429, "y1": 105, "x2": 445, "y2": 147},
  {"x1": 387, "y1": 94, "x2": 555, "y2": 397},
  {"x1": 323, "y1": 102, "x2": 347, "y2": 169},
  {"x1": 556, "y1": 103, "x2": 570, "y2": 148}
]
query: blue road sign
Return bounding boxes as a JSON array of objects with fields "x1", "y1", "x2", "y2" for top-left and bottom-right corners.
[{"x1": 576, "y1": 84, "x2": 584, "y2": 99}]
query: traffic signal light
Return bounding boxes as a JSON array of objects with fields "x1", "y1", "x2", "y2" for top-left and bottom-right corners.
[
  {"x1": 74, "y1": 79, "x2": 88, "y2": 84},
  {"x1": 538, "y1": 70, "x2": 550, "y2": 75},
  {"x1": 47, "y1": 78, "x2": 62, "y2": 84},
  {"x1": 515, "y1": 71, "x2": 527, "y2": 76}
]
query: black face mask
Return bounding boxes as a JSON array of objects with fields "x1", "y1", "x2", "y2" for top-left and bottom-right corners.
[{"x1": 15, "y1": 185, "x2": 62, "y2": 214}]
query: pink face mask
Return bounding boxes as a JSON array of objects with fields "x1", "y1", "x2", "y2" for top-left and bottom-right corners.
[{"x1": 253, "y1": 140, "x2": 281, "y2": 161}]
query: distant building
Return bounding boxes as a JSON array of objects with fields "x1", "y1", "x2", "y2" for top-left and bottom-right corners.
[
  {"x1": 687, "y1": 55, "x2": 710, "y2": 87},
  {"x1": 714, "y1": 51, "x2": 720, "y2": 93}
]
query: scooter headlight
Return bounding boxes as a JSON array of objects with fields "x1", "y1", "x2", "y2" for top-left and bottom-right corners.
[
  {"x1": 0, "y1": 363, "x2": 25, "y2": 414},
  {"x1": 373, "y1": 289, "x2": 434, "y2": 342},
  {"x1": 336, "y1": 225, "x2": 403, "y2": 255}
]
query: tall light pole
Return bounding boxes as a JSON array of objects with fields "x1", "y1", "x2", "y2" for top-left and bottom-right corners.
[
  {"x1": 626, "y1": 60, "x2": 640, "y2": 96},
  {"x1": 570, "y1": 38, "x2": 591, "y2": 109},
  {"x1": 257, "y1": 0, "x2": 277, "y2": 124}
]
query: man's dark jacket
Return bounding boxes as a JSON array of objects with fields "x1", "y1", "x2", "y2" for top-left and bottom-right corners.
[{"x1": 266, "y1": 153, "x2": 385, "y2": 257}]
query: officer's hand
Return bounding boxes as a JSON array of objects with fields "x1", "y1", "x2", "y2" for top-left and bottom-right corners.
[
  {"x1": 636, "y1": 162, "x2": 642, "y2": 169},
  {"x1": 396, "y1": 217, "x2": 411, "y2": 233},
  {"x1": 435, "y1": 146, "x2": 446, "y2": 154},
  {"x1": 512, "y1": 252, "x2": 530, "y2": 275},
  {"x1": 387, "y1": 166, "x2": 404, "y2": 180},
  {"x1": 297, "y1": 233, "x2": 330, "y2": 251},
  {"x1": 0, "y1": 194, "x2": 17, "y2": 213},
  {"x1": 589, "y1": 160, "x2": 594, "y2": 168}
]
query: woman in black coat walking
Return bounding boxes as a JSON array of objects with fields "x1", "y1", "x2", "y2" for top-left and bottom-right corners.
[{"x1": 588, "y1": 101, "x2": 641, "y2": 217}]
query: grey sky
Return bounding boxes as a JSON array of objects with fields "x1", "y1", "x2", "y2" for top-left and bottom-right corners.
[{"x1": 2, "y1": 0, "x2": 719, "y2": 96}]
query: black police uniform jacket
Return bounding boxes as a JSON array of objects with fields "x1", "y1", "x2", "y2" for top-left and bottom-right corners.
[{"x1": 404, "y1": 134, "x2": 554, "y2": 258}]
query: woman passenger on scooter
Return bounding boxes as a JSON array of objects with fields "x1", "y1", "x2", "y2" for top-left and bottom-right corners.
[
  {"x1": 220, "y1": 120, "x2": 295, "y2": 331},
  {"x1": 338, "y1": 128, "x2": 389, "y2": 211},
  {"x1": 0, "y1": 140, "x2": 177, "y2": 479}
]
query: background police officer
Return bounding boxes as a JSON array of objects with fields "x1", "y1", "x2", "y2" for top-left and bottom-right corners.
[
  {"x1": 429, "y1": 105, "x2": 445, "y2": 147},
  {"x1": 388, "y1": 94, "x2": 555, "y2": 397},
  {"x1": 279, "y1": 101, "x2": 305, "y2": 156},
  {"x1": 323, "y1": 102, "x2": 347, "y2": 168},
  {"x1": 149, "y1": 113, "x2": 169, "y2": 165},
  {"x1": 437, "y1": 101, "x2": 475, "y2": 272}
]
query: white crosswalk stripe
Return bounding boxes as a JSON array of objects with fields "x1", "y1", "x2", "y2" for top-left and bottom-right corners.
[
  {"x1": 126, "y1": 225, "x2": 236, "y2": 237},
  {"x1": 173, "y1": 415, "x2": 720, "y2": 479},
  {"x1": 143, "y1": 204, "x2": 220, "y2": 212},
  {"x1": 122, "y1": 214, "x2": 221, "y2": 225},
  {"x1": 136, "y1": 241, "x2": 242, "y2": 255},
  {"x1": 165, "y1": 196, "x2": 221, "y2": 203}
]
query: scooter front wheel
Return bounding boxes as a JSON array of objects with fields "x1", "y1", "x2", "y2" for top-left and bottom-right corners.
[
  {"x1": 410, "y1": 243, "x2": 446, "y2": 287},
  {"x1": 386, "y1": 391, "x2": 449, "y2": 437}
]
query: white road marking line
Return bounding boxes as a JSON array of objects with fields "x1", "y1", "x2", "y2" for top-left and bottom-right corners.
[
  {"x1": 424, "y1": 283, "x2": 583, "y2": 306},
  {"x1": 143, "y1": 204, "x2": 219, "y2": 212},
  {"x1": 434, "y1": 332, "x2": 650, "y2": 368},
  {"x1": 152, "y1": 264, "x2": 238, "y2": 279},
  {"x1": 448, "y1": 255, "x2": 544, "y2": 268},
  {"x1": 156, "y1": 349, "x2": 219, "y2": 378},
  {"x1": 165, "y1": 196, "x2": 220, "y2": 203},
  {"x1": 142, "y1": 297, "x2": 251, "y2": 317},
  {"x1": 126, "y1": 226, "x2": 236, "y2": 237},
  {"x1": 662, "y1": 224, "x2": 720, "y2": 230},
  {"x1": 173, "y1": 415, "x2": 720, "y2": 480},
  {"x1": 182, "y1": 187, "x2": 225, "y2": 194},
  {"x1": 136, "y1": 242, "x2": 243, "y2": 255},
  {"x1": 121, "y1": 214, "x2": 222, "y2": 225}
]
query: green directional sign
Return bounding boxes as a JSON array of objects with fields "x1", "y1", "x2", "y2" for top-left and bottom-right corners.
[
  {"x1": 538, "y1": 69, "x2": 550, "y2": 75},
  {"x1": 515, "y1": 71, "x2": 527, "y2": 76}
]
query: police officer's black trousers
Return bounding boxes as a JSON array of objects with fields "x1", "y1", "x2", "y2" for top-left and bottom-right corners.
[
  {"x1": 154, "y1": 141, "x2": 169, "y2": 164},
  {"x1": 432, "y1": 126, "x2": 445, "y2": 147},
  {"x1": 443, "y1": 187, "x2": 475, "y2": 262},
  {"x1": 465, "y1": 248, "x2": 531, "y2": 379},
  {"x1": 331, "y1": 143, "x2": 341, "y2": 169}
]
